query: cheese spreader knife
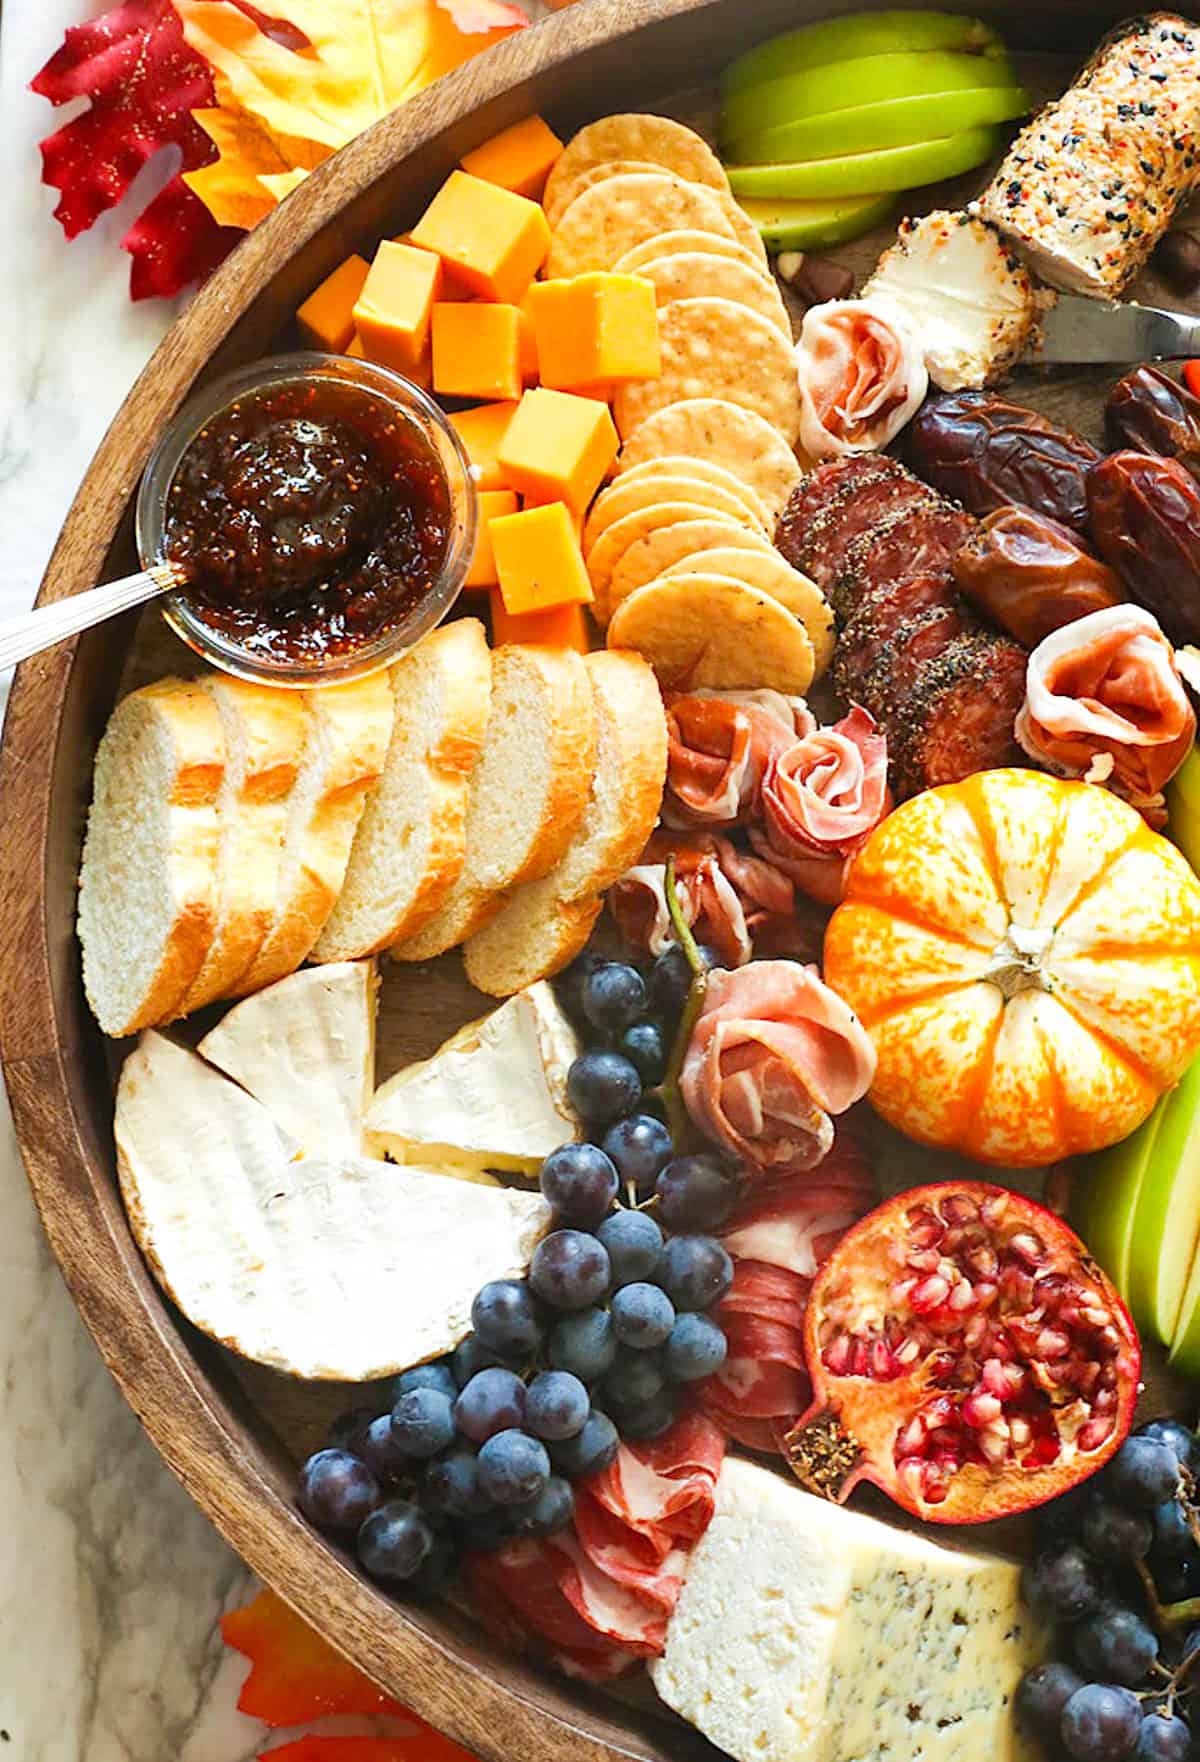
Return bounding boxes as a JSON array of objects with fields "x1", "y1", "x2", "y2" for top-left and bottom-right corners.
[{"x1": 1031, "y1": 294, "x2": 1200, "y2": 365}]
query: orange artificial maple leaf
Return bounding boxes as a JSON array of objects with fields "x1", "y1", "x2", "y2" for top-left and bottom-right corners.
[
  {"x1": 223, "y1": 1587, "x2": 409, "y2": 1726},
  {"x1": 262, "y1": 1740, "x2": 476, "y2": 1762},
  {"x1": 174, "y1": 0, "x2": 528, "y2": 228}
]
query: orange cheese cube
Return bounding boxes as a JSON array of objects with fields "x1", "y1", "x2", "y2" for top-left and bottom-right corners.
[
  {"x1": 460, "y1": 115, "x2": 564, "y2": 199},
  {"x1": 432, "y1": 302, "x2": 525, "y2": 402},
  {"x1": 518, "y1": 303, "x2": 539, "y2": 384},
  {"x1": 297, "y1": 254, "x2": 371, "y2": 352},
  {"x1": 526, "y1": 273, "x2": 661, "y2": 390},
  {"x1": 353, "y1": 241, "x2": 441, "y2": 374},
  {"x1": 490, "y1": 502, "x2": 594, "y2": 615},
  {"x1": 450, "y1": 402, "x2": 519, "y2": 491},
  {"x1": 498, "y1": 388, "x2": 619, "y2": 513},
  {"x1": 465, "y1": 489, "x2": 520, "y2": 589},
  {"x1": 351, "y1": 328, "x2": 432, "y2": 387},
  {"x1": 411, "y1": 171, "x2": 550, "y2": 305},
  {"x1": 394, "y1": 232, "x2": 474, "y2": 301},
  {"x1": 489, "y1": 590, "x2": 591, "y2": 650},
  {"x1": 522, "y1": 493, "x2": 584, "y2": 543}
]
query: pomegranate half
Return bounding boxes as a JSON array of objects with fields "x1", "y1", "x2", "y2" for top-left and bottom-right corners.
[{"x1": 784, "y1": 1182, "x2": 1140, "y2": 1524}]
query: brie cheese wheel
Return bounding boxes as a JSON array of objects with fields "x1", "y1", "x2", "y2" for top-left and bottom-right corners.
[
  {"x1": 198, "y1": 960, "x2": 378, "y2": 1159},
  {"x1": 366, "y1": 981, "x2": 580, "y2": 1182},
  {"x1": 652, "y1": 1458, "x2": 1046, "y2": 1762},
  {"x1": 116, "y1": 1031, "x2": 550, "y2": 1380}
]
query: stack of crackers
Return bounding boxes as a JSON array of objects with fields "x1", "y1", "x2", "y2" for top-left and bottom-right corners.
[{"x1": 542, "y1": 114, "x2": 832, "y2": 695}]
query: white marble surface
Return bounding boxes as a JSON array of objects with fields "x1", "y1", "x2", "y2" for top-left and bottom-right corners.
[{"x1": 1, "y1": 7, "x2": 261, "y2": 1759}]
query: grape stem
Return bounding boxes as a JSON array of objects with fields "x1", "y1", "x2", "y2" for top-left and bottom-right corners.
[
  {"x1": 1135, "y1": 1555, "x2": 1200, "y2": 1633},
  {"x1": 657, "y1": 860, "x2": 709, "y2": 1148}
]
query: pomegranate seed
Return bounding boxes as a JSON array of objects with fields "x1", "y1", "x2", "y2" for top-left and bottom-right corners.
[
  {"x1": 941, "y1": 1195, "x2": 980, "y2": 1225},
  {"x1": 973, "y1": 1281, "x2": 999, "y2": 1311},
  {"x1": 967, "y1": 1246, "x2": 999, "y2": 1279},
  {"x1": 981, "y1": 1358, "x2": 1012, "y2": 1398},
  {"x1": 962, "y1": 1392, "x2": 1003, "y2": 1427},
  {"x1": 1078, "y1": 1415, "x2": 1116, "y2": 1452},
  {"x1": 869, "y1": 1339, "x2": 899, "y2": 1379},
  {"x1": 889, "y1": 1278, "x2": 918, "y2": 1307},
  {"x1": 923, "y1": 1474, "x2": 951, "y2": 1504},
  {"x1": 1036, "y1": 1327, "x2": 1071, "y2": 1360},
  {"x1": 898, "y1": 1459, "x2": 926, "y2": 1498},
  {"x1": 1009, "y1": 1417, "x2": 1032, "y2": 1447},
  {"x1": 1081, "y1": 1303, "x2": 1112, "y2": 1329},
  {"x1": 962, "y1": 1315, "x2": 988, "y2": 1348},
  {"x1": 981, "y1": 1193, "x2": 1009, "y2": 1226},
  {"x1": 979, "y1": 1427, "x2": 1010, "y2": 1464},
  {"x1": 910, "y1": 1274, "x2": 951, "y2": 1314},
  {"x1": 895, "y1": 1337, "x2": 922, "y2": 1366},
  {"x1": 906, "y1": 1208, "x2": 944, "y2": 1249},
  {"x1": 1008, "y1": 1231, "x2": 1046, "y2": 1267},
  {"x1": 905, "y1": 1248, "x2": 941, "y2": 1273},
  {"x1": 823, "y1": 1334, "x2": 855, "y2": 1375},
  {"x1": 948, "y1": 1280, "x2": 976, "y2": 1312},
  {"x1": 1095, "y1": 1325, "x2": 1123, "y2": 1357},
  {"x1": 895, "y1": 1416, "x2": 926, "y2": 1457}
]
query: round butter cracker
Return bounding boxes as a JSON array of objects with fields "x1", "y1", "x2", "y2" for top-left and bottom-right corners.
[
  {"x1": 658, "y1": 547, "x2": 834, "y2": 676},
  {"x1": 544, "y1": 158, "x2": 665, "y2": 228},
  {"x1": 583, "y1": 471, "x2": 764, "y2": 553},
  {"x1": 612, "y1": 297, "x2": 801, "y2": 444},
  {"x1": 585, "y1": 500, "x2": 745, "y2": 623},
  {"x1": 607, "y1": 518, "x2": 774, "y2": 619},
  {"x1": 616, "y1": 229, "x2": 765, "y2": 275},
  {"x1": 630, "y1": 251, "x2": 791, "y2": 337},
  {"x1": 608, "y1": 572, "x2": 816, "y2": 695},
  {"x1": 547, "y1": 174, "x2": 751, "y2": 279},
  {"x1": 614, "y1": 454, "x2": 773, "y2": 532},
  {"x1": 616, "y1": 397, "x2": 803, "y2": 517},
  {"x1": 544, "y1": 114, "x2": 729, "y2": 219}
]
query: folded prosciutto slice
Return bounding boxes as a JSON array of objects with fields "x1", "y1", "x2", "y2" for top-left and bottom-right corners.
[
  {"x1": 1016, "y1": 604, "x2": 1197, "y2": 824},
  {"x1": 680, "y1": 960, "x2": 877, "y2": 1176},
  {"x1": 698, "y1": 1130, "x2": 876, "y2": 1453},
  {"x1": 794, "y1": 297, "x2": 928, "y2": 460},
  {"x1": 663, "y1": 690, "x2": 815, "y2": 829},
  {"x1": 752, "y1": 705, "x2": 890, "y2": 906},
  {"x1": 610, "y1": 831, "x2": 798, "y2": 969},
  {"x1": 463, "y1": 1415, "x2": 725, "y2": 1684}
]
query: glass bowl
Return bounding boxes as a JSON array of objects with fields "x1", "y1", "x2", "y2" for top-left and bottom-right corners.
[{"x1": 136, "y1": 351, "x2": 477, "y2": 688}]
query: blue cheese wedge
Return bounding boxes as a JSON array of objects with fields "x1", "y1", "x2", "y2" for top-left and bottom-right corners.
[
  {"x1": 198, "y1": 960, "x2": 378, "y2": 1159},
  {"x1": 116, "y1": 1030, "x2": 550, "y2": 1380},
  {"x1": 651, "y1": 1458, "x2": 1046, "y2": 1762},
  {"x1": 864, "y1": 212, "x2": 1035, "y2": 390},
  {"x1": 366, "y1": 981, "x2": 580, "y2": 1183}
]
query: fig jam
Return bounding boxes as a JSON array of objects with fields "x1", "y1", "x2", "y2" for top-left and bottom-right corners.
[{"x1": 164, "y1": 375, "x2": 451, "y2": 664}]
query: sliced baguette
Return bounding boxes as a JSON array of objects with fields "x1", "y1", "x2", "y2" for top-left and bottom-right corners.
[
  {"x1": 231, "y1": 672, "x2": 393, "y2": 996},
  {"x1": 392, "y1": 645, "x2": 598, "y2": 962},
  {"x1": 311, "y1": 620, "x2": 491, "y2": 962},
  {"x1": 464, "y1": 649, "x2": 667, "y2": 996},
  {"x1": 181, "y1": 678, "x2": 309, "y2": 1011},
  {"x1": 78, "y1": 678, "x2": 225, "y2": 1037}
]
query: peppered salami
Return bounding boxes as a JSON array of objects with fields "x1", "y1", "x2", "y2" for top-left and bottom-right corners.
[
  {"x1": 775, "y1": 457, "x2": 931, "y2": 592},
  {"x1": 831, "y1": 502, "x2": 975, "y2": 624}
]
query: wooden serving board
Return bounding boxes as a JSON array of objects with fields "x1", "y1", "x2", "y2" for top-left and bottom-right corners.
[{"x1": 0, "y1": 4, "x2": 1195, "y2": 1758}]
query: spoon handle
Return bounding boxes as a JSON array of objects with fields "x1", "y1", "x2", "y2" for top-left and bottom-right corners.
[{"x1": 0, "y1": 563, "x2": 184, "y2": 673}]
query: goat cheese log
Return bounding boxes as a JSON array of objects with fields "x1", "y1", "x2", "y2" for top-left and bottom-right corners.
[
  {"x1": 775, "y1": 456, "x2": 1026, "y2": 798},
  {"x1": 977, "y1": 12, "x2": 1200, "y2": 296}
]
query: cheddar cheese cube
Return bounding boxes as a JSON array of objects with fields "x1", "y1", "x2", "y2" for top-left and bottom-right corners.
[
  {"x1": 526, "y1": 274, "x2": 661, "y2": 391},
  {"x1": 461, "y1": 115, "x2": 564, "y2": 199},
  {"x1": 489, "y1": 590, "x2": 590, "y2": 651},
  {"x1": 353, "y1": 241, "x2": 441, "y2": 374},
  {"x1": 297, "y1": 254, "x2": 371, "y2": 353},
  {"x1": 465, "y1": 489, "x2": 520, "y2": 589},
  {"x1": 518, "y1": 303, "x2": 538, "y2": 385},
  {"x1": 498, "y1": 388, "x2": 619, "y2": 513},
  {"x1": 432, "y1": 302, "x2": 525, "y2": 403},
  {"x1": 411, "y1": 171, "x2": 550, "y2": 305},
  {"x1": 490, "y1": 502, "x2": 594, "y2": 615},
  {"x1": 450, "y1": 402, "x2": 519, "y2": 491},
  {"x1": 394, "y1": 232, "x2": 474, "y2": 302}
]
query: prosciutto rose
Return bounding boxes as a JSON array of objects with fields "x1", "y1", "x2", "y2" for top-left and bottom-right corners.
[
  {"x1": 610, "y1": 831, "x2": 801, "y2": 968},
  {"x1": 794, "y1": 297, "x2": 928, "y2": 460},
  {"x1": 680, "y1": 960, "x2": 877, "y2": 1176},
  {"x1": 752, "y1": 704, "x2": 890, "y2": 905},
  {"x1": 663, "y1": 690, "x2": 815, "y2": 829},
  {"x1": 1016, "y1": 605, "x2": 1197, "y2": 824}
]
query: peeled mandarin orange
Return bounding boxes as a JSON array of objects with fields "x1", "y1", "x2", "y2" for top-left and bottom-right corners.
[{"x1": 823, "y1": 769, "x2": 1200, "y2": 1167}]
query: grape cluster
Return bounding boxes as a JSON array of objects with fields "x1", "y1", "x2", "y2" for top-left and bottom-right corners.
[
  {"x1": 295, "y1": 951, "x2": 739, "y2": 1597},
  {"x1": 1019, "y1": 1420, "x2": 1200, "y2": 1762}
]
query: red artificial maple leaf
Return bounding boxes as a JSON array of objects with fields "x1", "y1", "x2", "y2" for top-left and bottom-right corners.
[
  {"x1": 261, "y1": 1740, "x2": 476, "y2": 1762},
  {"x1": 222, "y1": 1588, "x2": 409, "y2": 1726},
  {"x1": 30, "y1": 0, "x2": 244, "y2": 298}
]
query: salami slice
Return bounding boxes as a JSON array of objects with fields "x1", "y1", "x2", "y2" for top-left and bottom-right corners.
[
  {"x1": 777, "y1": 462, "x2": 934, "y2": 593},
  {"x1": 832, "y1": 502, "x2": 975, "y2": 623},
  {"x1": 899, "y1": 631, "x2": 1028, "y2": 795}
]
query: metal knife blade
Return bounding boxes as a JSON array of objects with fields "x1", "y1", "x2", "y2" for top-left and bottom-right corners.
[{"x1": 1031, "y1": 294, "x2": 1200, "y2": 365}]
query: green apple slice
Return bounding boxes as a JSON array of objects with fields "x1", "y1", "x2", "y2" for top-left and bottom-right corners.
[
  {"x1": 1073, "y1": 1103, "x2": 1165, "y2": 1306},
  {"x1": 1126, "y1": 1056, "x2": 1200, "y2": 1345},
  {"x1": 725, "y1": 85, "x2": 1029, "y2": 167},
  {"x1": 722, "y1": 10, "x2": 1006, "y2": 98},
  {"x1": 721, "y1": 49, "x2": 1016, "y2": 146},
  {"x1": 726, "y1": 124, "x2": 1003, "y2": 199},
  {"x1": 738, "y1": 190, "x2": 896, "y2": 252}
]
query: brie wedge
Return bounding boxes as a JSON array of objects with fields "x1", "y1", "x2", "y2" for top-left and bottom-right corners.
[
  {"x1": 652, "y1": 1458, "x2": 1046, "y2": 1762},
  {"x1": 366, "y1": 981, "x2": 580, "y2": 1183},
  {"x1": 198, "y1": 960, "x2": 378, "y2": 1159},
  {"x1": 116, "y1": 1030, "x2": 550, "y2": 1380}
]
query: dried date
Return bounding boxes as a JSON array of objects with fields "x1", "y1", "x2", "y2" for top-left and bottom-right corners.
[
  {"x1": 1087, "y1": 451, "x2": 1200, "y2": 645},
  {"x1": 905, "y1": 391, "x2": 1100, "y2": 533},
  {"x1": 952, "y1": 507, "x2": 1124, "y2": 647},
  {"x1": 1105, "y1": 365, "x2": 1200, "y2": 478}
]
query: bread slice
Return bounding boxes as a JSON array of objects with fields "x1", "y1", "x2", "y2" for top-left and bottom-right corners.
[
  {"x1": 464, "y1": 649, "x2": 667, "y2": 996},
  {"x1": 393, "y1": 645, "x2": 598, "y2": 963},
  {"x1": 311, "y1": 621, "x2": 491, "y2": 962},
  {"x1": 78, "y1": 678, "x2": 225, "y2": 1037},
  {"x1": 180, "y1": 678, "x2": 309, "y2": 1012},
  {"x1": 231, "y1": 671, "x2": 393, "y2": 996}
]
